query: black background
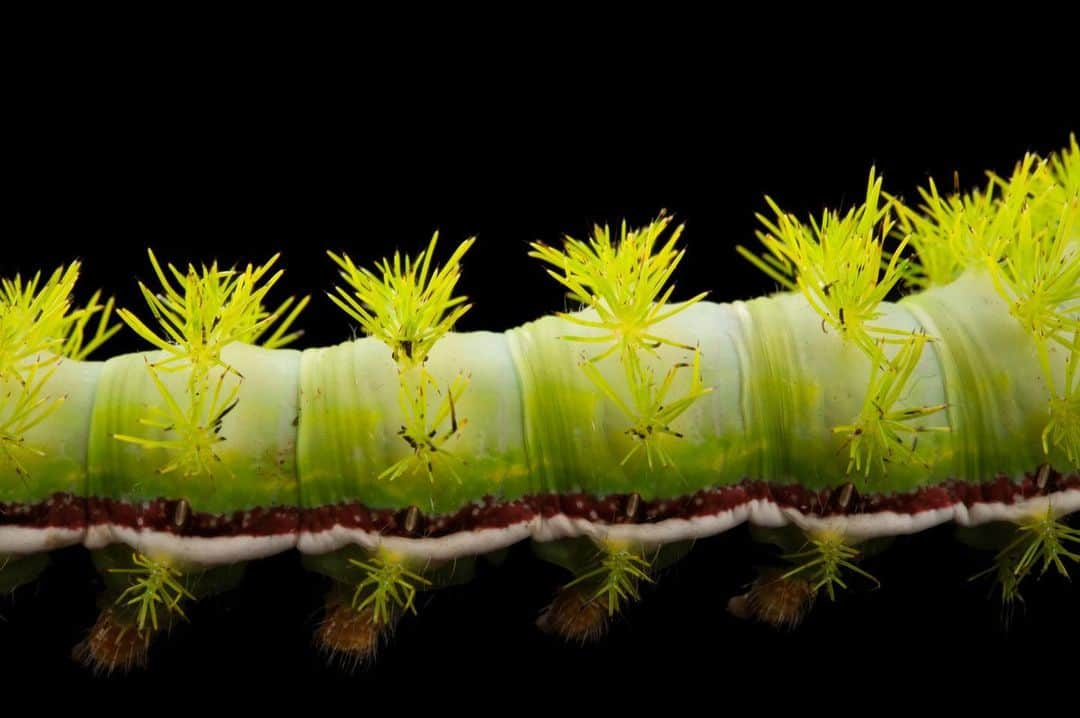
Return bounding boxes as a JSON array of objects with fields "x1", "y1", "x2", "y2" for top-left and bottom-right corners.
[{"x1": 2, "y1": 36, "x2": 1079, "y2": 700}]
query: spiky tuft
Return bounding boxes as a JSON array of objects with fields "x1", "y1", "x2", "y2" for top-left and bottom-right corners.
[
  {"x1": 739, "y1": 170, "x2": 913, "y2": 361},
  {"x1": 115, "y1": 250, "x2": 307, "y2": 477},
  {"x1": 118, "y1": 249, "x2": 309, "y2": 372},
  {"x1": 328, "y1": 232, "x2": 475, "y2": 369},
  {"x1": 329, "y1": 235, "x2": 475, "y2": 485},
  {"x1": 0, "y1": 261, "x2": 119, "y2": 478},
  {"x1": 109, "y1": 552, "x2": 194, "y2": 637},
  {"x1": 781, "y1": 530, "x2": 879, "y2": 601},
  {"x1": 529, "y1": 212, "x2": 708, "y2": 364},
  {"x1": 563, "y1": 538, "x2": 653, "y2": 618},
  {"x1": 832, "y1": 332, "x2": 950, "y2": 478},
  {"x1": 347, "y1": 552, "x2": 431, "y2": 626},
  {"x1": 530, "y1": 214, "x2": 712, "y2": 471}
]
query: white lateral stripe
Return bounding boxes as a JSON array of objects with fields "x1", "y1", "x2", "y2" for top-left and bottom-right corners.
[
  {"x1": 3, "y1": 489, "x2": 1079, "y2": 564},
  {"x1": 0, "y1": 526, "x2": 84, "y2": 555}
]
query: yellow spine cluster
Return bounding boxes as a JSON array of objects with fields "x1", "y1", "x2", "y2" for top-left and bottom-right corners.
[
  {"x1": 346, "y1": 551, "x2": 431, "y2": 625},
  {"x1": 832, "y1": 332, "x2": 950, "y2": 477},
  {"x1": 890, "y1": 137, "x2": 1080, "y2": 604},
  {"x1": 328, "y1": 232, "x2": 475, "y2": 484},
  {"x1": 0, "y1": 262, "x2": 117, "y2": 478},
  {"x1": 116, "y1": 250, "x2": 308, "y2": 478},
  {"x1": 109, "y1": 551, "x2": 194, "y2": 639},
  {"x1": 529, "y1": 214, "x2": 712, "y2": 469},
  {"x1": 972, "y1": 506, "x2": 1080, "y2": 613},
  {"x1": 740, "y1": 171, "x2": 915, "y2": 361},
  {"x1": 781, "y1": 530, "x2": 879, "y2": 601},
  {"x1": 739, "y1": 174, "x2": 949, "y2": 479},
  {"x1": 894, "y1": 138, "x2": 1079, "y2": 464},
  {"x1": 987, "y1": 153, "x2": 1078, "y2": 464},
  {"x1": 564, "y1": 538, "x2": 654, "y2": 617}
]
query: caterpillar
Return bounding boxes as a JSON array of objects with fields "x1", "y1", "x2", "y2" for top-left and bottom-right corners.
[{"x1": 0, "y1": 137, "x2": 1076, "y2": 674}]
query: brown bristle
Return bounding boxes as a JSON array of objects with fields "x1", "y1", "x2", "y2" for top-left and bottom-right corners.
[
  {"x1": 73, "y1": 607, "x2": 154, "y2": 675},
  {"x1": 735, "y1": 569, "x2": 814, "y2": 629},
  {"x1": 537, "y1": 585, "x2": 610, "y2": 643},
  {"x1": 316, "y1": 600, "x2": 394, "y2": 669}
]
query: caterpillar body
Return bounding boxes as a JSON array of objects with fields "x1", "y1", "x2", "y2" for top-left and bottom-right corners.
[{"x1": 1, "y1": 138, "x2": 1077, "y2": 672}]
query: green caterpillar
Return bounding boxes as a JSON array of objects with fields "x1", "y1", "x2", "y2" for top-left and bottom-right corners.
[{"x1": 0, "y1": 138, "x2": 1077, "y2": 671}]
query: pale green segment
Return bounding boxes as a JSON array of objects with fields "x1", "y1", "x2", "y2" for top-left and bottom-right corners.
[
  {"x1": 296, "y1": 331, "x2": 531, "y2": 514},
  {"x1": 0, "y1": 356, "x2": 101, "y2": 504},
  {"x1": 505, "y1": 302, "x2": 750, "y2": 499},
  {"x1": 904, "y1": 267, "x2": 1075, "y2": 481},
  {"x1": 740, "y1": 292, "x2": 951, "y2": 492},
  {"x1": 86, "y1": 343, "x2": 301, "y2": 514},
  {"x1": 10, "y1": 265, "x2": 1072, "y2": 515},
  {"x1": 297, "y1": 265, "x2": 1069, "y2": 510},
  {"x1": 506, "y1": 294, "x2": 949, "y2": 498}
]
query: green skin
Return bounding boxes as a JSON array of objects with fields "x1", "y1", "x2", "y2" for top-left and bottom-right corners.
[
  {"x1": 1, "y1": 267, "x2": 1076, "y2": 587},
  {"x1": 0, "y1": 358, "x2": 101, "y2": 507}
]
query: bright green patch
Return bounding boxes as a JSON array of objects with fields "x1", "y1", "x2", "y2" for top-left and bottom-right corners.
[
  {"x1": 1001, "y1": 511, "x2": 1080, "y2": 584},
  {"x1": 888, "y1": 141, "x2": 1078, "y2": 472},
  {"x1": 57, "y1": 288, "x2": 120, "y2": 362},
  {"x1": 968, "y1": 145, "x2": 1079, "y2": 464},
  {"x1": 892, "y1": 148, "x2": 1076, "y2": 291}
]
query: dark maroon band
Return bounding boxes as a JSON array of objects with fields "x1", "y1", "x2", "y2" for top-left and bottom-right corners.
[
  {"x1": 2, "y1": 468, "x2": 1078, "y2": 540},
  {"x1": 0, "y1": 493, "x2": 85, "y2": 530}
]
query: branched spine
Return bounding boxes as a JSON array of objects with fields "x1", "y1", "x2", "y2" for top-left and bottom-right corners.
[
  {"x1": 564, "y1": 539, "x2": 654, "y2": 617},
  {"x1": 738, "y1": 170, "x2": 913, "y2": 361},
  {"x1": 347, "y1": 552, "x2": 431, "y2": 625},
  {"x1": 833, "y1": 332, "x2": 950, "y2": 477},
  {"x1": 781, "y1": 530, "x2": 879, "y2": 601},
  {"x1": 0, "y1": 262, "x2": 118, "y2": 478},
  {"x1": 109, "y1": 552, "x2": 195, "y2": 639},
  {"x1": 894, "y1": 140, "x2": 1079, "y2": 464},
  {"x1": 739, "y1": 172, "x2": 948, "y2": 478},
  {"x1": 1044, "y1": 327, "x2": 1079, "y2": 464},
  {"x1": 530, "y1": 213, "x2": 712, "y2": 469},
  {"x1": 974, "y1": 508, "x2": 1080, "y2": 610},
  {"x1": 0, "y1": 357, "x2": 63, "y2": 478},
  {"x1": 115, "y1": 250, "x2": 307, "y2": 478},
  {"x1": 329, "y1": 232, "x2": 475, "y2": 484}
]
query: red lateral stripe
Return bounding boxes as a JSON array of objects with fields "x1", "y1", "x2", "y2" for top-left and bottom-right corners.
[{"x1": 4, "y1": 468, "x2": 1078, "y2": 541}]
